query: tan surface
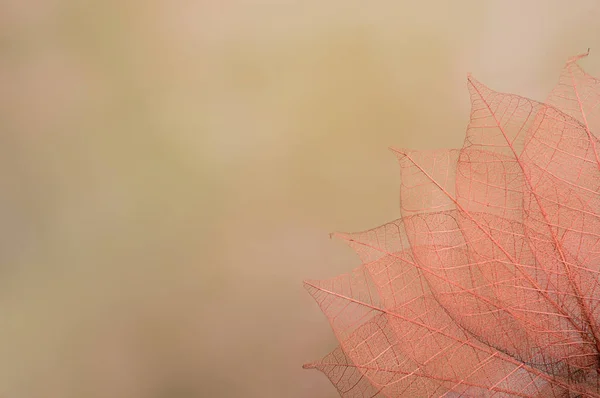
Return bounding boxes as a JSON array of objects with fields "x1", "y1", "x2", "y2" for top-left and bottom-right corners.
[{"x1": 0, "y1": 1, "x2": 599, "y2": 397}]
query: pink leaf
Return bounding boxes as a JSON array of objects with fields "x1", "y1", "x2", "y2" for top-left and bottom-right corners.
[{"x1": 305, "y1": 52, "x2": 600, "y2": 397}]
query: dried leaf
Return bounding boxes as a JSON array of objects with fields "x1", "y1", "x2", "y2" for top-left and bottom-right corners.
[{"x1": 304, "y1": 52, "x2": 600, "y2": 397}]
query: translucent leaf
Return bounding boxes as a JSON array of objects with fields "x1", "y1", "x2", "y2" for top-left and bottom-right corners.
[{"x1": 305, "y1": 53, "x2": 600, "y2": 397}]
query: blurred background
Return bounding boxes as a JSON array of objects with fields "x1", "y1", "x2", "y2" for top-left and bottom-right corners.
[{"x1": 0, "y1": 1, "x2": 599, "y2": 397}]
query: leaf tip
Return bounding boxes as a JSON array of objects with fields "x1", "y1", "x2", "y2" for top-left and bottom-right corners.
[
  {"x1": 466, "y1": 73, "x2": 482, "y2": 87},
  {"x1": 303, "y1": 279, "x2": 318, "y2": 288},
  {"x1": 567, "y1": 48, "x2": 591, "y2": 64},
  {"x1": 330, "y1": 231, "x2": 352, "y2": 241},
  {"x1": 389, "y1": 146, "x2": 407, "y2": 160}
]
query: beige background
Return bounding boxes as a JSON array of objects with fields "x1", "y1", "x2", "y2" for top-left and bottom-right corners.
[{"x1": 0, "y1": 1, "x2": 599, "y2": 397}]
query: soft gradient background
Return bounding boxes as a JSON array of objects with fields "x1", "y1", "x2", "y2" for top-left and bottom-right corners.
[{"x1": 0, "y1": 1, "x2": 599, "y2": 397}]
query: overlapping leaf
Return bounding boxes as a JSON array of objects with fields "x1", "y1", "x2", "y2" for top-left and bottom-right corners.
[{"x1": 304, "y1": 52, "x2": 600, "y2": 397}]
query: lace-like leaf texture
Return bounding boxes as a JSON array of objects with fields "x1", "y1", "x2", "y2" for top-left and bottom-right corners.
[{"x1": 304, "y1": 51, "x2": 600, "y2": 397}]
